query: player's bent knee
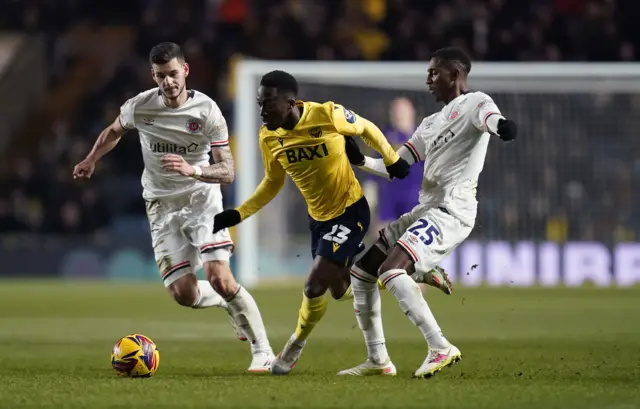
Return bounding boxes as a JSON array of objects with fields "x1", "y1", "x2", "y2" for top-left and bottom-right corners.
[
  {"x1": 356, "y1": 241, "x2": 388, "y2": 277},
  {"x1": 328, "y1": 272, "x2": 351, "y2": 300},
  {"x1": 305, "y1": 256, "x2": 341, "y2": 299},
  {"x1": 204, "y1": 260, "x2": 238, "y2": 299},
  {"x1": 168, "y1": 275, "x2": 199, "y2": 307},
  {"x1": 378, "y1": 245, "x2": 414, "y2": 275},
  {"x1": 303, "y1": 281, "x2": 327, "y2": 299},
  {"x1": 304, "y1": 265, "x2": 329, "y2": 298}
]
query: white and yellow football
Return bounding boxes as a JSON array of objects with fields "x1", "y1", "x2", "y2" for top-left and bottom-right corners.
[{"x1": 111, "y1": 334, "x2": 160, "y2": 378}]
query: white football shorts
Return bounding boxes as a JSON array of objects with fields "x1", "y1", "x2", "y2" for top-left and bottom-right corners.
[
  {"x1": 145, "y1": 185, "x2": 233, "y2": 287},
  {"x1": 379, "y1": 204, "x2": 472, "y2": 274}
]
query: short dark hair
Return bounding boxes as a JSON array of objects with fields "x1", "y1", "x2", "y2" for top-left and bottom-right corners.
[
  {"x1": 431, "y1": 47, "x2": 472, "y2": 74},
  {"x1": 149, "y1": 42, "x2": 185, "y2": 65},
  {"x1": 260, "y1": 70, "x2": 298, "y2": 97}
]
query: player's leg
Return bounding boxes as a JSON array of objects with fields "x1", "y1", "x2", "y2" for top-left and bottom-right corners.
[
  {"x1": 271, "y1": 197, "x2": 370, "y2": 375},
  {"x1": 202, "y1": 256, "x2": 274, "y2": 373},
  {"x1": 164, "y1": 267, "x2": 224, "y2": 308},
  {"x1": 297, "y1": 254, "x2": 355, "y2": 336},
  {"x1": 339, "y1": 207, "x2": 423, "y2": 376},
  {"x1": 380, "y1": 207, "x2": 468, "y2": 378},
  {"x1": 296, "y1": 197, "x2": 374, "y2": 339},
  {"x1": 271, "y1": 255, "x2": 358, "y2": 376},
  {"x1": 146, "y1": 198, "x2": 229, "y2": 311},
  {"x1": 337, "y1": 241, "x2": 397, "y2": 376},
  {"x1": 340, "y1": 207, "x2": 459, "y2": 376},
  {"x1": 378, "y1": 245, "x2": 460, "y2": 376},
  {"x1": 187, "y1": 189, "x2": 274, "y2": 373},
  {"x1": 269, "y1": 235, "x2": 333, "y2": 375}
]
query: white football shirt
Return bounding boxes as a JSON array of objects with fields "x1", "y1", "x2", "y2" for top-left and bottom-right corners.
[
  {"x1": 404, "y1": 91, "x2": 501, "y2": 226},
  {"x1": 118, "y1": 88, "x2": 229, "y2": 200}
]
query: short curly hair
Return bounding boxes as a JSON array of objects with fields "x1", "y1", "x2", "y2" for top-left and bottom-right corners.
[
  {"x1": 431, "y1": 47, "x2": 472, "y2": 74},
  {"x1": 260, "y1": 70, "x2": 299, "y2": 96}
]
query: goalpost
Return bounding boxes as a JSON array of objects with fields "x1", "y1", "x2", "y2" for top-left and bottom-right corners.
[{"x1": 234, "y1": 60, "x2": 640, "y2": 289}]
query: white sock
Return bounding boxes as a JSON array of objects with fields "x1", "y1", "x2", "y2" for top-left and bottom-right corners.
[
  {"x1": 379, "y1": 268, "x2": 450, "y2": 351},
  {"x1": 351, "y1": 266, "x2": 389, "y2": 364},
  {"x1": 192, "y1": 280, "x2": 228, "y2": 309},
  {"x1": 226, "y1": 286, "x2": 273, "y2": 355}
]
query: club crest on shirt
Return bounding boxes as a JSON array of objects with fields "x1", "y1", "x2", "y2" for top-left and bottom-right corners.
[
  {"x1": 186, "y1": 118, "x2": 202, "y2": 134},
  {"x1": 343, "y1": 107, "x2": 356, "y2": 124},
  {"x1": 449, "y1": 111, "x2": 459, "y2": 120},
  {"x1": 308, "y1": 127, "x2": 322, "y2": 138}
]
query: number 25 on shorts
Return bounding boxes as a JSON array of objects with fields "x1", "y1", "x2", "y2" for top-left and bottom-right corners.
[{"x1": 407, "y1": 219, "x2": 440, "y2": 245}]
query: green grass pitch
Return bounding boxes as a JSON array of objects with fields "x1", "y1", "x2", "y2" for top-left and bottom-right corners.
[{"x1": 0, "y1": 281, "x2": 638, "y2": 409}]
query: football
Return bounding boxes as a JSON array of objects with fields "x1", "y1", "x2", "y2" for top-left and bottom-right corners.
[{"x1": 111, "y1": 334, "x2": 160, "y2": 378}]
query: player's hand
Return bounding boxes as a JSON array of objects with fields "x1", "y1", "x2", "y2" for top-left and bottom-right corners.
[
  {"x1": 161, "y1": 154, "x2": 195, "y2": 176},
  {"x1": 497, "y1": 118, "x2": 517, "y2": 142},
  {"x1": 386, "y1": 157, "x2": 410, "y2": 180},
  {"x1": 73, "y1": 158, "x2": 96, "y2": 179},
  {"x1": 213, "y1": 209, "x2": 241, "y2": 233},
  {"x1": 344, "y1": 136, "x2": 365, "y2": 166}
]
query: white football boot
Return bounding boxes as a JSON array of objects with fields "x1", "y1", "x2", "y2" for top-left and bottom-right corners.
[
  {"x1": 413, "y1": 344, "x2": 462, "y2": 378},
  {"x1": 337, "y1": 358, "x2": 397, "y2": 376},
  {"x1": 270, "y1": 334, "x2": 306, "y2": 375},
  {"x1": 411, "y1": 266, "x2": 453, "y2": 295},
  {"x1": 247, "y1": 351, "x2": 275, "y2": 374}
]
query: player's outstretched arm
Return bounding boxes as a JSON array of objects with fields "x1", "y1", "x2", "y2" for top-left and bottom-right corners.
[
  {"x1": 345, "y1": 136, "x2": 416, "y2": 181},
  {"x1": 213, "y1": 172, "x2": 286, "y2": 234},
  {"x1": 333, "y1": 105, "x2": 410, "y2": 179},
  {"x1": 73, "y1": 117, "x2": 126, "y2": 179},
  {"x1": 161, "y1": 146, "x2": 235, "y2": 184},
  {"x1": 212, "y1": 141, "x2": 286, "y2": 234}
]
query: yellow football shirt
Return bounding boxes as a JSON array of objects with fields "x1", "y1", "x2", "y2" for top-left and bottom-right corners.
[{"x1": 236, "y1": 100, "x2": 399, "y2": 222}]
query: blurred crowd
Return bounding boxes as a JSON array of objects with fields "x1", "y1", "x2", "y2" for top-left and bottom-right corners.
[{"x1": 1, "y1": 0, "x2": 639, "y2": 242}]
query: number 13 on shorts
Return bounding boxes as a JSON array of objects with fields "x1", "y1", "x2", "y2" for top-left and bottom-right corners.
[{"x1": 323, "y1": 224, "x2": 351, "y2": 252}]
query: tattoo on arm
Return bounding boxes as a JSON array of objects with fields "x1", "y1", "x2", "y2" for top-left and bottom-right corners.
[{"x1": 200, "y1": 146, "x2": 235, "y2": 184}]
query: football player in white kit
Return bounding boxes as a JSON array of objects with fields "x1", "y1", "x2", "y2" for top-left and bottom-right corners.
[
  {"x1": 73, "y1": 42, "x2": 274, "y2": 373},
  {"x1": 338, "y1": 47, "x2": 517, "y2": 378}
]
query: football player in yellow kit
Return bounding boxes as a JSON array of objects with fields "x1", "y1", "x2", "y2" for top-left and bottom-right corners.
[{"x1": 213, "y1": 70, "x2": 410, "y2": 375}]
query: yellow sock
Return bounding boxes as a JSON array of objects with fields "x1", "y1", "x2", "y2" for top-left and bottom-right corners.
[
  {"x1": 338, "y1": 285, "x2": 353, "y2": 301},
  {"x1": 294, "y1": 292, "x2": 329, "y2": 341}
]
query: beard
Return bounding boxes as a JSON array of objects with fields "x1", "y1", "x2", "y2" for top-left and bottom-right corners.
[{"x1": 162, "y1": 84, "x2": 184, "y2": 99}]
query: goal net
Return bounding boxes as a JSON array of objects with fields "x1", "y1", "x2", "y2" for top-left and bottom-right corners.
[{"x1": 233, "y1": 61, "x2": 640, "y2": 289}]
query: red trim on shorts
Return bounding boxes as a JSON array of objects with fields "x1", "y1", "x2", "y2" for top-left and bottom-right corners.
[
  {"x1": 200, "y1": 240, "x2": 233, "y2": 252},
  {"x1": 397, "y1": 239, "x2": 418, "y2": 262},
  {"x1": 211, "y1": 140, "x2": 229, "y2": 146},
  {"x1": 378, "y1": 229, "x2": 391, "y2": 250},
  {"x1": 405, "y1": 142, "x2": 422, "y2": 161},
  {"x1": 161, "y1": 260, "x2": 190, "y2": 279}
]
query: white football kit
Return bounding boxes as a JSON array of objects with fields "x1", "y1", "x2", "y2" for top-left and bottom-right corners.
[
  {"x1": 119, "y1": 88, "x2": 233, "y2": 286},
  {"x1": 366, "y1": 91, "x2": 501, "y2": 273}
]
